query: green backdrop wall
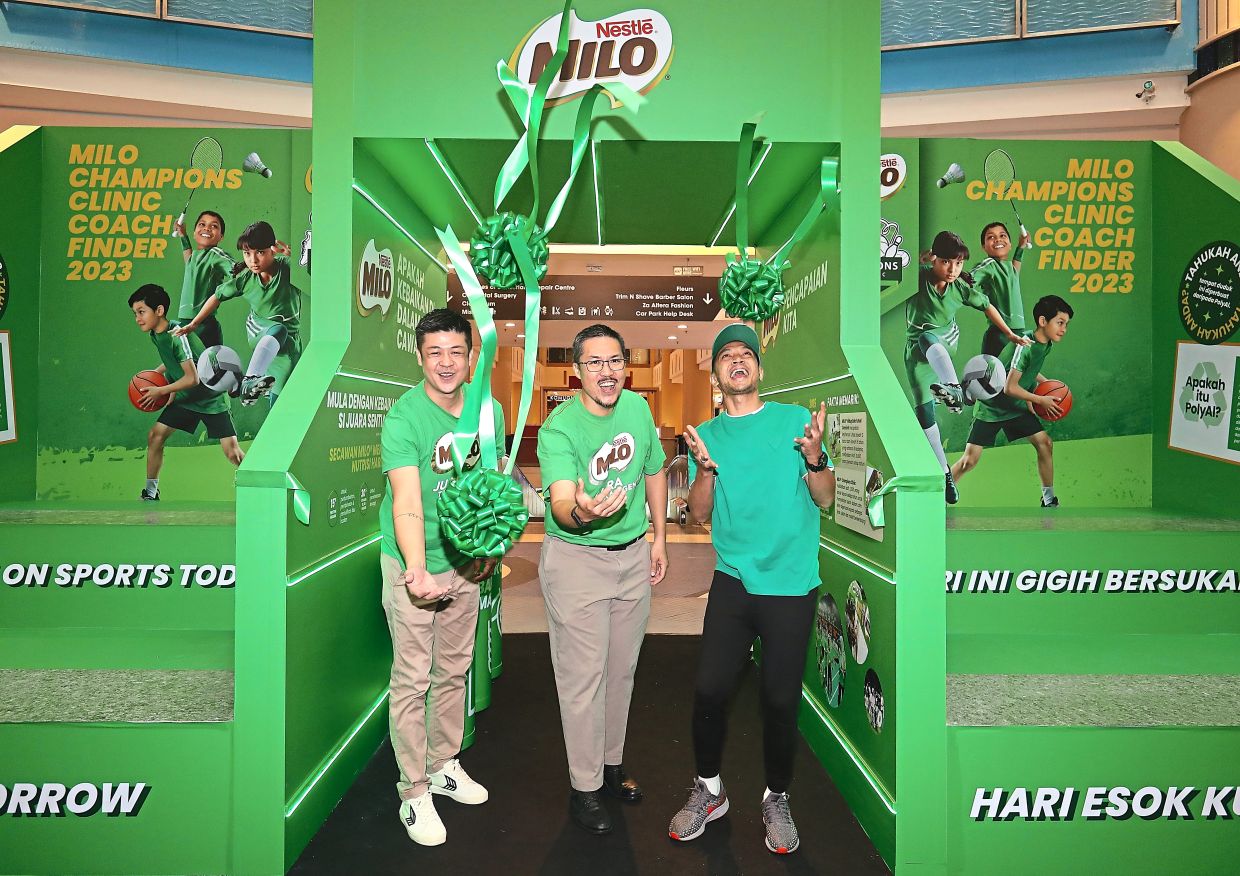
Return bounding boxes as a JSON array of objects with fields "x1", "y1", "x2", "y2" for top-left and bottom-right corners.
[
  {"x1": 0, "y1": 129, "x2": 43, "y2": 503},
  {"x1": 32, "y1": 127, "x2": 311, "y2": 502}
]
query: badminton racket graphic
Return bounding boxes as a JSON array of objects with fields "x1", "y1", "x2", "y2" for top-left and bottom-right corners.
[
  {"x1": 983, "y1": 148, "x2": 1031, "y2": 249},
  {"x1": 172, "y1": 137, "x2": 223, "y2": 237}
]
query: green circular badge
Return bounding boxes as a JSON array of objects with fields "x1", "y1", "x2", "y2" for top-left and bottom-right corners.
[
  {"x1": 1179, "y1": 240, "x2": 1240, "y2": 344},
  {"x1": 0, "y1": 252, "x2": 9, "y2": 322}
]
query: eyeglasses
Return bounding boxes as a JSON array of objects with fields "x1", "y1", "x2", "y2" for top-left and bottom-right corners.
[{"x1": 579, "y1": 356, "x2": 626, "y2": 373}]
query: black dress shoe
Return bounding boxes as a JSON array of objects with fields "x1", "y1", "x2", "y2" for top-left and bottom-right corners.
[
  {"x1": 569, "y1": 789, "x2": 612, "y2": 834},
  {"x1": 602, "y1": 764, "x2": 643, "y2": 803}
]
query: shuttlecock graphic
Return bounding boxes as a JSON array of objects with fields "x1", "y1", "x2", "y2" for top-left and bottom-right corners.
[
  {"x1": 243, "y1": 151, "x2": 273, "y2": 178},
  {"x1": 936, "y1": 162, "x2": 965, "y2": 189}
]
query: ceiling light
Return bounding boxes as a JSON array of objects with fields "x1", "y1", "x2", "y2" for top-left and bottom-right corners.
[
  {"x1": 667, "y1": 335, "x2": 677, "y2": 340},
  {"x1": 516, "y1": 333, "x2": 525, "y2": 339},
  {"x1": 505, "y1": 322, "x2": 516, "y2": 327},
  {"x1": 677, "y1": 324, "x2": 688, "y2": 330}
]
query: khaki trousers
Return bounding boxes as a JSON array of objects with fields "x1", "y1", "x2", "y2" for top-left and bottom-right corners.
[
  {"x1": 380, "y1": 553, "x2": 479, "y2": 800},
  {"x1": 539, "y1": 535, "x2": 651, "y2": 791}
]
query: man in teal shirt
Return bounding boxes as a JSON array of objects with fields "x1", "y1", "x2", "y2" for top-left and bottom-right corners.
[
  {"x1": 537, "y1": 324, "x2": 668, "y2": 836},
  {"x1": 669, "y1": 324, "x2": 835, "y2": 855}
]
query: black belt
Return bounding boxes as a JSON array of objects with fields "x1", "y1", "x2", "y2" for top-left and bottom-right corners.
[{"x1": 583, "y1": 535, "x2": 645, "y2": 552}]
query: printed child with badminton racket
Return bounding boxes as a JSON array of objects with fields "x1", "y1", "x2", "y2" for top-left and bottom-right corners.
[
  {"x1": 971, "y1": 149, "x2": 1035, "y2": 357},
  {"x1": 172, "y1": 207, "x2": 236, "y2": 350},
  {"x1": 174, "y1": 220, "x2": 302, "y2": 408}
]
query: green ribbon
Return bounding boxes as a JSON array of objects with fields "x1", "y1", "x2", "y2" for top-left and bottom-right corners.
[
  {"x1": 720, "y1": 115, "x2": 841, "y2": 322},
  {"x1": 439, "y1": 468, "x2": 530, "y2": 559},
  {"x1": 502, "y1": 223, "x2": 544, "y2": 475},
  {"x1": 719, "y1": 255, "x2": 786, "y2": 322},
  {"x1": 865, "y1": 475, "x2": 915, "y2": 529},
  {"x1": 470, "y1": 213, "x2": 549, "y2": 291},
  {"x1": 434, "y1": 224, "x2": 531, "y2": 556},
  {"x1": 478, "y1": 0, "x2": 644, "y2": 287}
]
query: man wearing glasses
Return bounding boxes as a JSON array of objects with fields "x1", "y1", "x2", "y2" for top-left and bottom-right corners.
[{"x1": 537, "y1": 324, "x2": 669, "y2": 835}]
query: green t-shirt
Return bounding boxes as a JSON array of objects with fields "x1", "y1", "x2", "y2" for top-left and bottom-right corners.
[
  {"x1": 971, "y1": 248, "x2": 1025, "y2": 331},
  {"x1": 537, "y1": 389, "x2": 665, "y2": 546},
  {"x1": 379, "y1": 381, "x2": 506, "y2": 574},
  {"x1": 688, "y1": 403, "x2": 823, "y2": 597},
  {"x1": 974, "y1": 337, "x2": 1053, "y2": 422},
  {"x1": 905, "y1": 267, "x2": 990, "y2": 346},
  {"x1": 215, "y1": 255, "x2": 301, "y2": 338},
  {"x1": 149, "y1": 323, "x2": 228, "y2": 415},
  {"x1": 178, "y1": 243, "x2": 235, "y2": 321}
]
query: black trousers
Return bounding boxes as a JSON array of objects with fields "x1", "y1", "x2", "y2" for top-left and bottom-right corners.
[{"x1": 692, "y1": 571, "x2": 817, "y2": 793}]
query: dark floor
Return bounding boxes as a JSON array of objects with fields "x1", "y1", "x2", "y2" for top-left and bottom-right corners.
[{"x1": 291, "y1": 635, "x2": 889, "y2": 876}]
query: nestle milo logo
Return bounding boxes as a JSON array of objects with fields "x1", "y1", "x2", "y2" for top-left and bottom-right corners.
[
  {"x1": 590, "y1": 432, "x2": 636, "y2": 481},
  {"x1": 511, "y1": 8, "x2": 674, "y2": 106},
  {"x1": 357, "y1": 239, "x2": 394, "y2": 319},
  {"x1": 432, "y1": 432, "x2": 481, "y2": 475}
]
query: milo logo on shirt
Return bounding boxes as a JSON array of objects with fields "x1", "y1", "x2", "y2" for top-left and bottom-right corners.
[
  {"x1": 589, "y1": 432, "x2": 636, "y2": 482},
  {"x1": 431, "y1": 431, "x2": 481, "y2": 474}
]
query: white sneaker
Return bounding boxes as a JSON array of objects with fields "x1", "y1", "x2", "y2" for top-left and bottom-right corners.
[
  {"x1": 399, "y1": 792, "x2": 446, "y2": 846},
  {"x1": 428, "y1": 758, "x2": 489, "y2": 804}
]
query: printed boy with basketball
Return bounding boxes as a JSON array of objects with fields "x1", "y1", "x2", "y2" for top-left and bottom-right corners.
[
  {"x1": 971, "y1": 220, "x2": 1032, "y2": 357},
  {"x1": 128, "y1": 283, "x2": 242, "y2": 501},
  {"x1": 950, "y1": 295, "x2": 1074, "y2": 507},
  {"x1": 175, "y1": 220, "x2": 302, "y2": 408},
  {"x1": 172, "y1": 209, "x2": 236, "y2": 350},
  {"x1": 906, "y1": 230, "x2": 1028, "y2": 504}
]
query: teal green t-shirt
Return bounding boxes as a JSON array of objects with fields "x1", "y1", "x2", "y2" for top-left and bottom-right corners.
[
  {"x1": 689, "y1": 403, "x2": 823, "y2": 596},
  {"x1": 971, "y1": 248, "x2": 1025, "y2": 331},
  {"x1": 379, "y1": 381, "x2": 505, "y2": 574},
  {"x1": 149, "y1": 323, "x2": 229, "y2": 415},
  {"x1": 537, "y1": 389, "x2": 665, "y2": 546},
  {"x1": 178, "y1": 243, "x2": 235, "y2": 320},
  {"x1": 974, "y1": 337, "x2": 1053, "y2": 422}
]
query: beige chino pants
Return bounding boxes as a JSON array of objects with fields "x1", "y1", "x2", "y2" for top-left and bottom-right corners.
[
  {"x1": 539, "y1": 535, "x2": 651, "y2": 792},
  {"x1": 380, "y1": 553, "x2": 479, "y2": 800}
]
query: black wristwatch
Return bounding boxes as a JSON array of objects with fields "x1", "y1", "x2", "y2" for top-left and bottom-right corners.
[
  {"x1": 570, "y1": 505, "x2": 588, "y2": 528},
  {"x1": 804, "y1": 453, "x2": 830, "y2": 472}
]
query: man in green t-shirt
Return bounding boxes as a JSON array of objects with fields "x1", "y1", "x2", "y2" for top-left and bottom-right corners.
[
  {"x1": 537, "y1": 324, "x2": 668, "y2": 836},
  {"x1": 378, "y1": 308, "x2": 503, "y2": 847},
  {"x1": 669, "y1": 324, "x2": 835, "y2": 855},
  {"x1": 951, "y1": 295, "x2": 1074, "y2": 507},
  {"x1": 905, "y1": 230, "x2": 1028, "y2": 504},
  {"x1": 972, "y1": 221, "x2": 1032, "y2": 357},
  {"x1": 127, "y1": 284, "x2": 241, "y2": 502},
  {"x1": 172, "y1": 209, "x2": 235, "y2": 349},
  {"x1": 174, "y1": 220, "x2": 302, "y2": 408}
]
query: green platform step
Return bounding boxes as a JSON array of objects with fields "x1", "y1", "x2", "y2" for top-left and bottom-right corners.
[{"x1": 948, "y1": 674, "x2": 1240, "y2": 727}]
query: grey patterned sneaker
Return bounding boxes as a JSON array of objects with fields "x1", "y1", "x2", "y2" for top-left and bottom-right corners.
[
  {"x1": 668, "y1": 778, "x2": 729, "y2": 842},
  {"x1": 761, "y1": 791, "x2": 800, "y2": 854},
  {"x1": 930, "y1": 382, "x2": 965, "y2": 413}
]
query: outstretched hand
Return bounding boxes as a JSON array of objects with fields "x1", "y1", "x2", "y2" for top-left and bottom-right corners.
[
  {"x1": 684, "y1": 424, "x2": 718, "y2": 474},
  {"x1": 794, "y1": 402, "x2": 827, "y2": 463},
  {"x1": 573, "y1": 478, "x2": 627, "y2": 523}
]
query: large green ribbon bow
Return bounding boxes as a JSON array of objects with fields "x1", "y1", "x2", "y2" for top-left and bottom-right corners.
[
  {"x1": 474, "y1": 0, "x2": 645, "y2": 288},
  {"x1": 720, "y1": 115, "x2": 841, "y2": 322},
  {"x1": 435, "y1": 224, "x2": 529, "y2": 558}
]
